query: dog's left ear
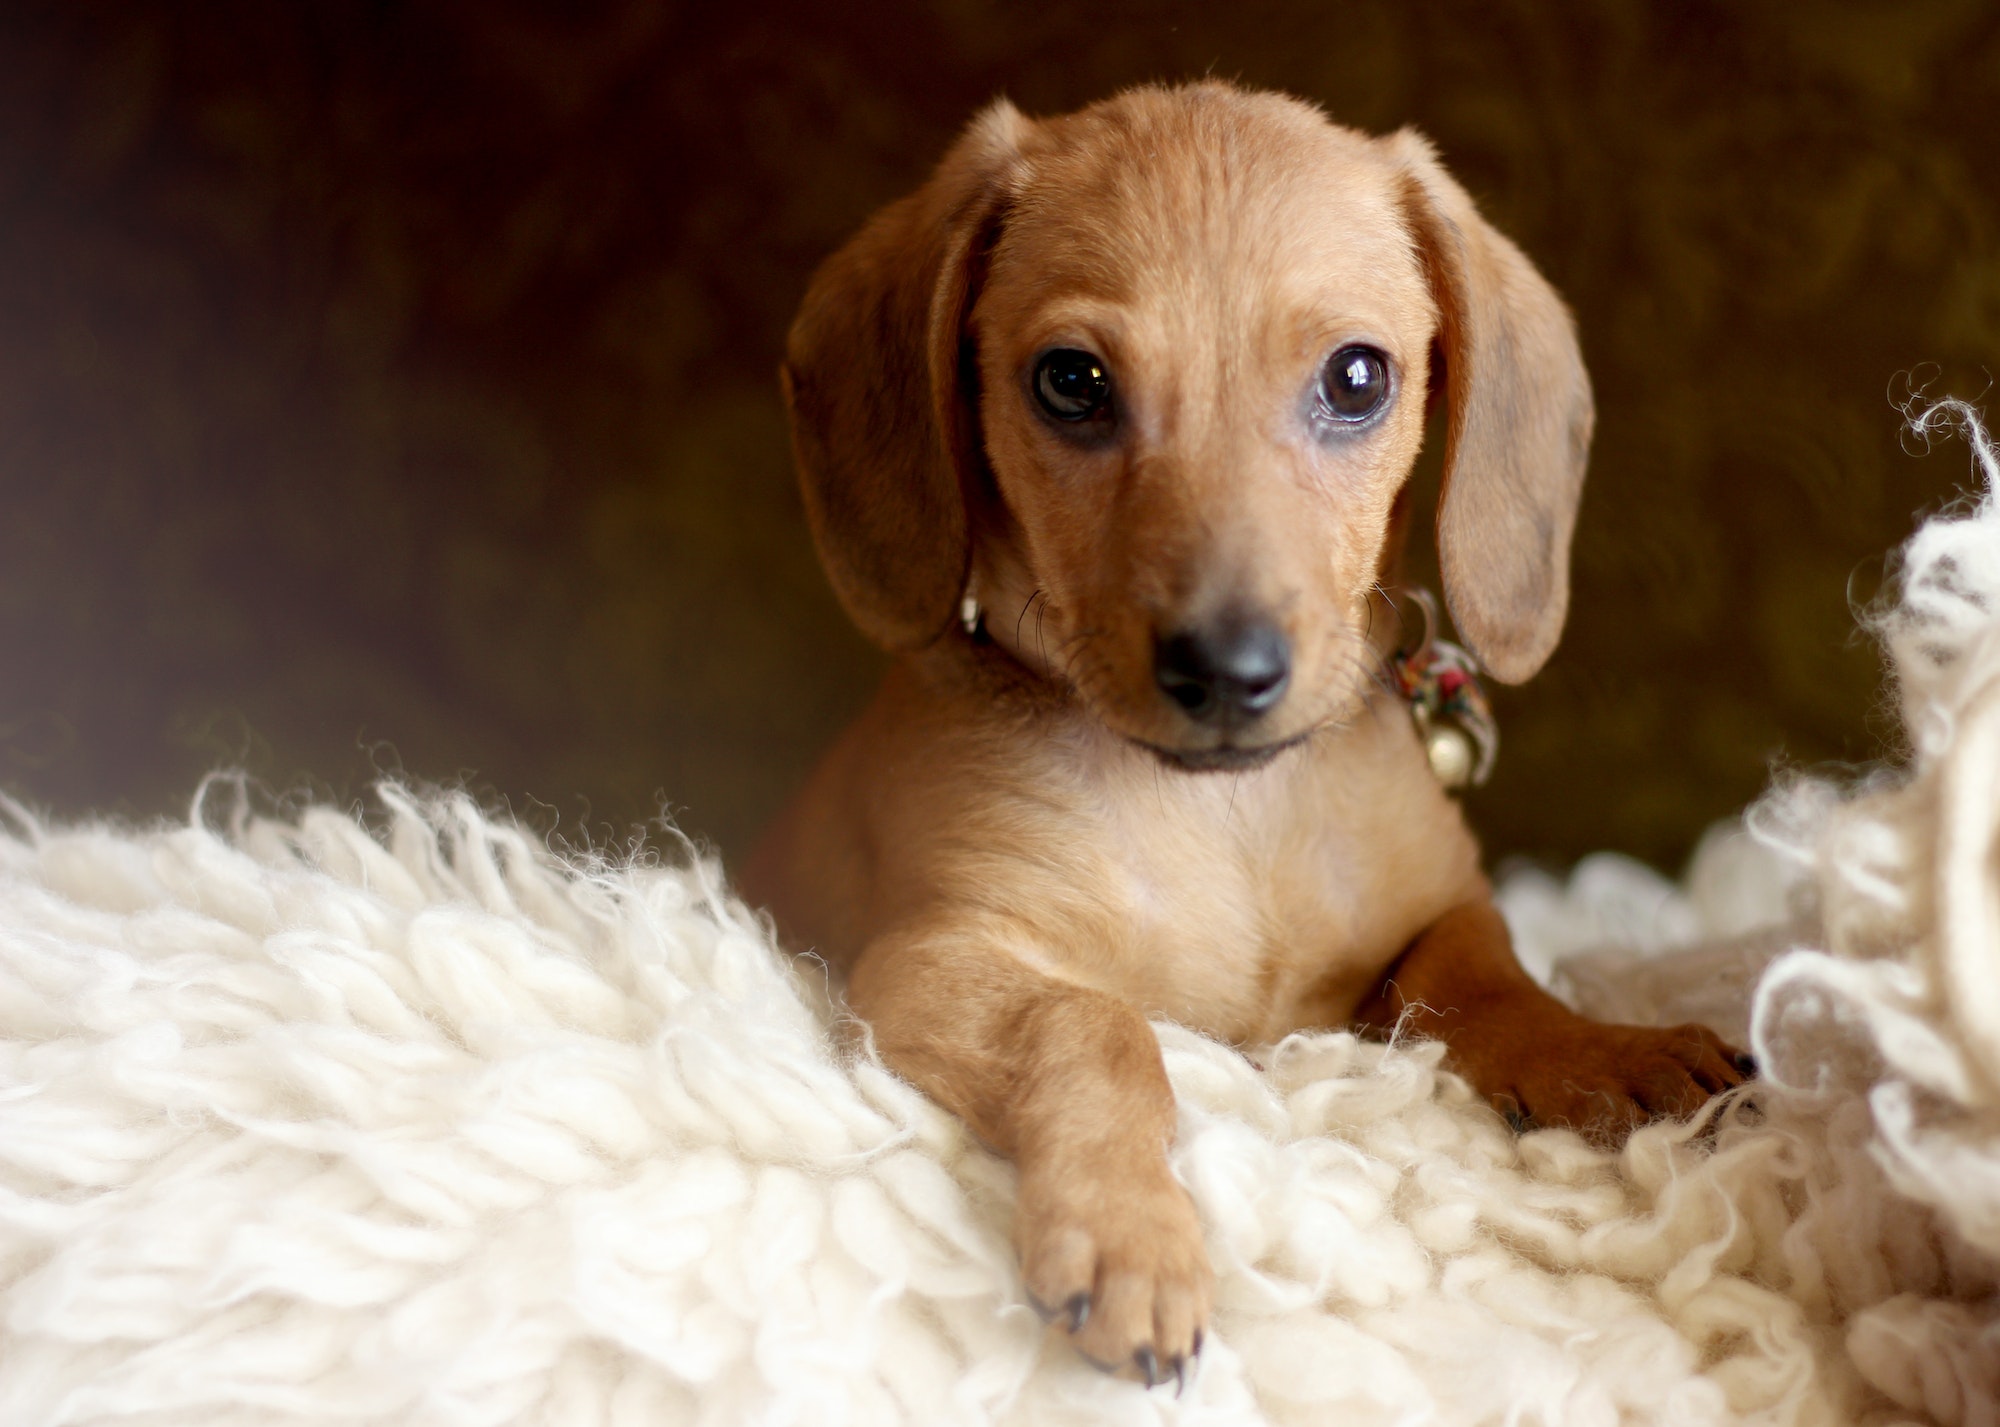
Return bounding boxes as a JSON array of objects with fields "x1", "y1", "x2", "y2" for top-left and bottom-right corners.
[{"x1": 1389, "y1": 130, "x2": 1595, "y2": 685}]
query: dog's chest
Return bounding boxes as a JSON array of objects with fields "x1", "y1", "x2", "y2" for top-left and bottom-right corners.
[{"x1": 1087, "y1": 703, "x2": 1484, "y2": 1042}]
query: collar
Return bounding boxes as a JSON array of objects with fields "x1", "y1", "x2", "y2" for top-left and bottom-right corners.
[{"x1": 1386, "y1": 588, "x2": 1498, "y2": 791}]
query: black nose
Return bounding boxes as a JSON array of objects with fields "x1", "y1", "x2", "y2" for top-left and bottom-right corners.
[{"x1": 1153, "y1": 617, "x2": 1291, "y2": 724}]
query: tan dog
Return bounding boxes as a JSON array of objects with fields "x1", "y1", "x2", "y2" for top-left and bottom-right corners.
[{"x1": 744, "y1": 82, "x2": 1748, "y2": 1390}]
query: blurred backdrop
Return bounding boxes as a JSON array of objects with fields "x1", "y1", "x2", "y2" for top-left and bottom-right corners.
[{"x1": 2, "y1": 0, "x2": 1998, "y2": 871}]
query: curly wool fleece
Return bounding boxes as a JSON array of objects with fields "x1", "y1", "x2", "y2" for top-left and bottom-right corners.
[{"x1": 3, "y1": 413, "x2": 1999, "y2": 1426}]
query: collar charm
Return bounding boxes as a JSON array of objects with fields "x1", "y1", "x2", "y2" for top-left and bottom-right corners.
[{"x1": 1388, "y1": 589, "x2": 1498, "y2": 791}]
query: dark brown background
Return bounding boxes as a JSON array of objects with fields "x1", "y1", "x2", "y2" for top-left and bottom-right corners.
[{"x1": 2, "y1": 0, "x2": 1996, "y2": 872}]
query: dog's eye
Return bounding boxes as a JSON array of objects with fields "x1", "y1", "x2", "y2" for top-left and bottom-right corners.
[
  {"x1": 1033, "y1": 349, "x2": 1112, "y2": 422},
  {"x1": 1318, "y1": 346, "x2": 1390, "y2": 423}
]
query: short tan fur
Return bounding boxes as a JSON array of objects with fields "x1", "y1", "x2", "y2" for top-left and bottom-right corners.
[{"x1": 746, "y1": 82, "x2": 1745, "y2": 1389}]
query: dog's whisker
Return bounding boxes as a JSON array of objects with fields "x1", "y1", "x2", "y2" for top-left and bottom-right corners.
[
  {"x1": 1057, "y1": 629, "x2": 1113, "y2": 699},
  {"x1": 1017, "y1": 590, "x2": 1044, "y2": 647}
]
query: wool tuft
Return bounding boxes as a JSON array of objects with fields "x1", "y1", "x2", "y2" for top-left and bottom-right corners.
[{"x1": 3, "y1": 406, "x2": 2000, "y2": 1424}]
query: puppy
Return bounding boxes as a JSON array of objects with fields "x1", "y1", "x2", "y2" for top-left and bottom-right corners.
[{"x1": 744, "y1": 82, "x2": 1748, "y2": 1388}]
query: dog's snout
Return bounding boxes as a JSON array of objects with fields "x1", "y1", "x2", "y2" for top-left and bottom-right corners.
[{"x1": 1153, "y1": 618, "x2": 1291, "y2": 724}]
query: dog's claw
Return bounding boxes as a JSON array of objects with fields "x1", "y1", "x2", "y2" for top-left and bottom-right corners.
[
  {"x1": 1064, "y1": 1291, "x2": 1090, "y2": 1333},
  {"x1": 1171, "y1": 1354, "x2": 1187, "y2": 1396},
  {"x1": 1028, "y1": 1288, "x2": 1094, "y2": 1336},
  {"x1": 1134, "y1": 1346, "x2": 1160, "y2": 1388}
]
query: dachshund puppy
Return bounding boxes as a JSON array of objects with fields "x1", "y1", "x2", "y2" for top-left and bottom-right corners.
[{"x1": 744, "y1": 82, "x2": 1748, "y2": 1389}]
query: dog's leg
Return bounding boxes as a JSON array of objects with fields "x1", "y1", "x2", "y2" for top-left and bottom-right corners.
[
  {"x1": 1353, "y1": 901, "x2": 1752, "y2": 1139},
  {"x1": 849, "y1": 927, "x2": 1209, "y2": 1387}
]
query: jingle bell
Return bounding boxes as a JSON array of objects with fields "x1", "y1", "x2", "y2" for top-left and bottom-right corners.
[{"x1": 1425, "y1": 724, "x2": 1476, "y2": 790}]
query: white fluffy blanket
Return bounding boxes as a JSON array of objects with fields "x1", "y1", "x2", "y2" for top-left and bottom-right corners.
[{"x1": 4, "y1": 409, "x2": 2000, "y2": 1427}]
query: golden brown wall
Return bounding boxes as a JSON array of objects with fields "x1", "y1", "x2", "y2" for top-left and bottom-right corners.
[{"x1": 2, "y1": 0, "x2": 1997, "y2": 871}]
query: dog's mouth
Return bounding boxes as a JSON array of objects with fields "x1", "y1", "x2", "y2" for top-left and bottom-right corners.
[{"x1": 1134, "y1": 730, "x2": 1313, "y2": 774}]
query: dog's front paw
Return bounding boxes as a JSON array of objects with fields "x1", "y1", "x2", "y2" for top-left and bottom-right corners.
[
  {"x1": 1452, "y1": 1000, "x2": 1754, "y2": 1143},
  {"x1": 1015, "y1": 1153, "x2": 1211, "y2": 1389}
]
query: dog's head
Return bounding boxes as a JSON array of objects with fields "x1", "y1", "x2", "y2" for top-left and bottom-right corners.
[{"x1": 783, "y1": 83, "x2": 1592, "y2": 771}]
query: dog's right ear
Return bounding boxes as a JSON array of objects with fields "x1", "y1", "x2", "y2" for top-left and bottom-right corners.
[{"x1": 782, "y1": 101, "x2": 1029, "y2": 651}]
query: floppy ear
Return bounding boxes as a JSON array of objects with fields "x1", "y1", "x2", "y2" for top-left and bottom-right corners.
[
  {"x1": 781, "y1": 101, "x2": 1029, "y2": 651},
  {"x1": 1390, "y1": 130, "x2": 1594, "y2": 684}
]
